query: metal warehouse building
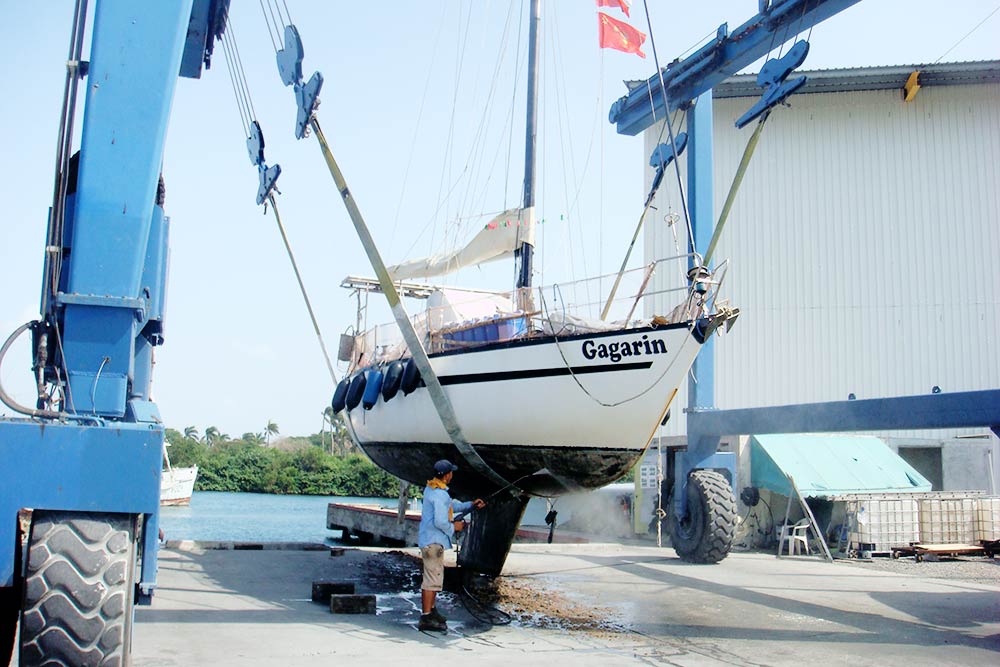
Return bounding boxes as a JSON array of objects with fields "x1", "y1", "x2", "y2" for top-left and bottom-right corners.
[{"x1": 643, "y1": 60, "x2": 1000, "y2": 492}]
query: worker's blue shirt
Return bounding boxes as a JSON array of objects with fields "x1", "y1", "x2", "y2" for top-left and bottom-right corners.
[{"x1": 419, "y1": 484, "x2": 473, "y2": 549}]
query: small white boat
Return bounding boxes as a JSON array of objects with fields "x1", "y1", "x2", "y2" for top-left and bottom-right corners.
[
  {"x1": 161, "y1": 443, "x2": 198, "y2": 506},
  {"x1": 160, "y1": 464, "x2": 197, "y2": 506}
]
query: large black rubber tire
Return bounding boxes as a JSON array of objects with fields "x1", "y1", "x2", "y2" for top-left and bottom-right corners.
[
  {"x1": 20, "y1": 512, "x2": 137, "y2": 667},
  {"x1": 669, "y1": 470, "x2": 736, "y2": 564},
  {"x1": 0, "y1": 521, "x2": 21, "y2": 666}
]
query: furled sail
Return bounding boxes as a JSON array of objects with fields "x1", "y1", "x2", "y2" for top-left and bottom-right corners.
[{"x1": 387, "y1": 208, "x2": 535, "y2": 281}]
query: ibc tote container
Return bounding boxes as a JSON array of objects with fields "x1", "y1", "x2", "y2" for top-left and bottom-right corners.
[
  {"x1": 974, "y1": 497, "x2": 1000, "y2": 542},
  {"x1": 918, "y1": 497, "x2": 976, "y2": 544},
  {"x1": 846, "y1": 496, "x2": 920, "y2": 553}
]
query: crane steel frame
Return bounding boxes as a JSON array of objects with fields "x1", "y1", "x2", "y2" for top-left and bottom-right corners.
[{"x1": 607, "y1": 0, "x2": 1000, "y2": 512}]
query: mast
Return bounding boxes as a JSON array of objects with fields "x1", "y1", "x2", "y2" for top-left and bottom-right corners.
[{"x1": 516, "y1": 0, "x2": 541, "y2": 290}]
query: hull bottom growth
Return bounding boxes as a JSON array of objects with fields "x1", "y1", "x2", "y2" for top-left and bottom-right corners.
[{"x1": 360, "y1": 442, "x2": 643, "y2": 499}]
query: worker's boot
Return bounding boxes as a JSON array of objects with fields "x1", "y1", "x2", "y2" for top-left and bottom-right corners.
[
  {"x1": 418, "y1": 613, "x2": 447, "y2": 632},
  {"x1": 430, "y1": 606, "x2": 447, "y2": 623}
]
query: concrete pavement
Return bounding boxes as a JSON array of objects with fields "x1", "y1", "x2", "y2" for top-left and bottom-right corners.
[{"x1": 121, "y1": 542, "x2": 1000, "y2": 666}]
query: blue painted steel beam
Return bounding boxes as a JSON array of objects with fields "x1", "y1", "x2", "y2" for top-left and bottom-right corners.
[
  {"x1": 59, "y1": 0, "x2": 194, "y2": 417},
  {"x1": 687, "y1": 389, "x2": 1000, "y2": 436},
  {"x1": 686, "y1": 92, "x2": 714, "y2": 407},
  {"x1": 0, "y1": 422, "x2": 162, "y2": 588},
  {"x1": 610, "y1": 0, "x2": 863, "y2": 136}
]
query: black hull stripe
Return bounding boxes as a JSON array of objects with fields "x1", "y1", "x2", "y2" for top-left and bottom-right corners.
[{"x1": 438, "y1": 361, "x2": 652, "y2": 385}]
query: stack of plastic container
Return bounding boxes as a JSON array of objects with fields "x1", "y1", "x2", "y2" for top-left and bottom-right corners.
[
  {"x1": 918, "y1": 493, "x2": 976, "y2": 544},
  {"x1": 974, "y1": 497, "x2": 1000, "y2": 542},
  {"x1": 845, "y1": 495, "x2": 920, "y2": 555}
]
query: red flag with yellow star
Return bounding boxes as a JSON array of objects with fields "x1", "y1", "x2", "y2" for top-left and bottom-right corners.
[{"x1": 598, "y1": 12, "x2": 646, "y2": 58}]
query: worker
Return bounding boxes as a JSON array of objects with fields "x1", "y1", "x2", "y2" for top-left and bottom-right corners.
[{"x1": 417, "y1": 459, "x2": 485, "y2": 632}]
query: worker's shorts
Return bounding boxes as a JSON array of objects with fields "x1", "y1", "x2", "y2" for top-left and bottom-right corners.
[{"x1": 420, "y1": 544, "x2": 445, "y2": 591}]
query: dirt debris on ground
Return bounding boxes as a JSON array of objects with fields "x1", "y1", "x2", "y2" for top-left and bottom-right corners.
[
  {"x1": 471, "y1": 576, "x2": 627, "y2": 633},
  {"x1": 354, "y1": 549, "x2": 626, "y2": 632}
]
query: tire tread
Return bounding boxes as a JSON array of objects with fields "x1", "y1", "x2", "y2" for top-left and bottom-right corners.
[
  {"x1": 19, "y1": 512, "x2": 135, "y2": 667},
  {"x1": 671, "y1": 470, "x2": 736, "y2": 564}
]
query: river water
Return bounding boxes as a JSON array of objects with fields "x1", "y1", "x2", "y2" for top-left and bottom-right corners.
[{"x1": 158, "y1": 491, "x2": 406, "y2": 544}]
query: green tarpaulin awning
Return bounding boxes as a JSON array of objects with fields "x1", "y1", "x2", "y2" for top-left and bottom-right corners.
[{"x1": 750, "y1": 434, "x2": 931, "y2": 498}]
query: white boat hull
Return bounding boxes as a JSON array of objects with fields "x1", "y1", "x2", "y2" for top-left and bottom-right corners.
[
  {"x1": 347, "y1": 322, "x2": 703, "y2": 497},
  {"x1": 160, "y1": 465, "x2": 198, "y2": 506}
]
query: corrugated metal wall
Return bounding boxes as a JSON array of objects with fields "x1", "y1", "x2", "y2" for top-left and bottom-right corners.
[{"x1": 644, "y1": 82, "x2": 1000, "y2": 439}]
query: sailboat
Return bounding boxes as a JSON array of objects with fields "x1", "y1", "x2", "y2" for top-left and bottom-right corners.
[{"x1": 329, "y1": 0, "x2": 738, "y2": 502}]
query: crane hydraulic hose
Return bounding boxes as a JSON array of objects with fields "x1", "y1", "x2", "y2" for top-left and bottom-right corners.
[{"x1": 0, "y1": 321, "x2": 65, "y2": 419}]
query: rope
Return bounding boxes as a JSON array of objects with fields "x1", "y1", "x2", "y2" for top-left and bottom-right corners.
[
  {"x1": 703, "y1": 112, "x2": 770, "y2": 266},
  {"x1": 539, "y1": 287, "x2": 696, "y2": 408},
  {"x1": 267, "y1": 194, "x2": 339, "y2": 386}
]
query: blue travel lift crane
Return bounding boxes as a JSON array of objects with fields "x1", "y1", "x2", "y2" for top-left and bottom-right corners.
[
  {"x1": 609, "y1": 0, "x2": 1000, "y2": 561},
  {"x1": 0, "y1": 1, "x2": 228, "y2": 664}
]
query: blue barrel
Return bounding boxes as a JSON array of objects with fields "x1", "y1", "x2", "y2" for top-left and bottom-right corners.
[
  {"x1": 381, "y1": 360, "x2": 404, "y2": 401},
  {"x1": 362, "y1": 368, "x2": 384, "y2": 410}
]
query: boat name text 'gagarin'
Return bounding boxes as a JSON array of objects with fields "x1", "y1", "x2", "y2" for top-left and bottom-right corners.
[{"x1": 581, "y1": 335, "x2": 667, "y2": 363}]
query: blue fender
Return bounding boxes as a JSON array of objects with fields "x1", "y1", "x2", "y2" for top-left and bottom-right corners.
[{"x1": 362, "y1": 368, "x2": 384, "y2": 410}]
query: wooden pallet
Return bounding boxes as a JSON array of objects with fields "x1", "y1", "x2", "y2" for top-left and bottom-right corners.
[{"x1": 891, "y1": 543, "x2": 987, "y2": 561}]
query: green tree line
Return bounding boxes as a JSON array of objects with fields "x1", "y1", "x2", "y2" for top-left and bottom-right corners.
[{"x1": 164, "y1": 419, "x2": 403, "y2": 497}]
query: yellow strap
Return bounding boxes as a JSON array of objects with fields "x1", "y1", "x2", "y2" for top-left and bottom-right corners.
[{"x1": 704, "y1": 112, "x2": 770, "y2": 266}]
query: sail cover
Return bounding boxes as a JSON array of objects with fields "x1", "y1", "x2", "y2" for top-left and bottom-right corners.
[{"x1": 387, "y1": 208, "x2": 535, "y2": 281}]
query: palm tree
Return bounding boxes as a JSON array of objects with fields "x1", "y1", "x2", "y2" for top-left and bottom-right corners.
[
  {"x1": 183, "y1": 426, "x2": 200, "y2": 442},
  {"x1": 321, "y1": 407, "x2": 335, "y2": 453},
  {"x1": 242, "y1": 432, "x2": 264, "y2": 446},
  {"x1": 204, "y1": 426, "x2": 220, "y2": 447},
  {"x1": 265, "y1": 420, "x2": 279, "y2": 446}
]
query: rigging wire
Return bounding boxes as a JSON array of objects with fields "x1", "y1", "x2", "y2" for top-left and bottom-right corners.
[
  {"x1": 268, "y1": 194, "x2": 339, "y2": 385},
  {"x1": 640, "y1": 0, "x2": 694, "y2": 260},
  {"x1": 456, "y1": 1, "x2": 522, "y2": 247},
  {"x1": 934, "y1": 3, "x2": 1000, "y2": 64},
  {"x1": 220, "y1": 34, "x2": 251, "y2": 135},
  {"x1": 505, "y1": 0, "x2": 527, "y2": 205},
  {"x1": 219, "y1": 7, "x2": 337, "y2": 385},
  {"x1": 388, "y1": 3, "x2": 449, "y2": 256},
  {"x1": 257, "y1": 0, "x2": 280, "y2": 52},
  {"x1": 550, "y1": 9, "x2": 591, "y2": 303},
  {"x1": 227, "y1": 18, "x2": 259, "y2": 123}
]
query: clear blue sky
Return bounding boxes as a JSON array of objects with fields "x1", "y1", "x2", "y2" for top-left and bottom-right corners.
[{"x1": 0, "y1": 1, "x2": 996, "y2": 438}]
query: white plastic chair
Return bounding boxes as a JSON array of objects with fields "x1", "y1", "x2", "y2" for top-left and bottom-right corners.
[{"x1": 778, "y1": 518, "x2": 811, "y2": 555}]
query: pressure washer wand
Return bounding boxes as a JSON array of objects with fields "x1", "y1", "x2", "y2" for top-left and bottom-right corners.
[{"x1": 453, "y1": 467, "x2": 551, "y2": 522}]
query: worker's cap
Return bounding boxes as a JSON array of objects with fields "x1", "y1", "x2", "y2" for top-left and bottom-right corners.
[{"x1": 433, "y1": 459, "x2": 459, "y2": 475}]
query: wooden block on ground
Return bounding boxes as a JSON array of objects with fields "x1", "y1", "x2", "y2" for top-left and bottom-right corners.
[
  {"x1": 312, "y1": 581, "x2": 356, "y2": 603},
  {"x1": 329, "y1": 547, "x2": 345, "y2": 557},
  {"x1": 330, "y1": 594, "x2": 376, "y2": 614}
]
